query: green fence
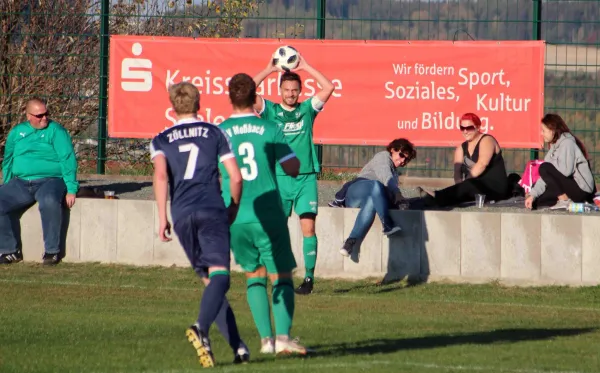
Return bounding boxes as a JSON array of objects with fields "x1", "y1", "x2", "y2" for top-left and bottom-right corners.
[{"x1": 1, "y1": 0, "x2": 599, "y2": 178}]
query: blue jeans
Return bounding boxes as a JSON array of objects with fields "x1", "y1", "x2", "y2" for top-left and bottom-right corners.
[
  {"x1": 345, "y1": 180, "x2": 395, "y2": 240},
  {"x1": 0, "y1": 177, "x2": 67, "y2": 255}
]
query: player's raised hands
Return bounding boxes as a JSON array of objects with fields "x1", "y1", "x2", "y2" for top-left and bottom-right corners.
[
  {"x1": 268, "y1": 57, "x2": 282, "y2": 73},
  {"x1": 293, "y1": 54, "x2": 309, "y2": 71}
]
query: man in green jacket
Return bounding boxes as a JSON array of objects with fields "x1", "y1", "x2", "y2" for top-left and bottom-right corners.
[{"x1": 0, "y1": 98, "x2": 79, "y2": 265}]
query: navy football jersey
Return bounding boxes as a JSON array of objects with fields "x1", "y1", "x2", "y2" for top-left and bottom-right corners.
[{"x1": 150, "y1": 119, "x2": 234, "y2": 224}]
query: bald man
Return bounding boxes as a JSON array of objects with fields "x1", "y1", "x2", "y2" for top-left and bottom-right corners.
[{"x1": 0, "y1": 98, "x2": 78, "y2": 265}]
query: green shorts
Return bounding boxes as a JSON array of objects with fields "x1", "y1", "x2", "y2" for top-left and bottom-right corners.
[
  {"x1": 230, "y1": 221, "x2": 297, "y2": 274},
  {"x1": 276, "y1": 173, "x2": 318, "y2": 217}
]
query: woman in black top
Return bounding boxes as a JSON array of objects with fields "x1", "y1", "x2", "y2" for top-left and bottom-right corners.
[{"x1": 419, "y1": 112, "x2": 509, "y2": 207}]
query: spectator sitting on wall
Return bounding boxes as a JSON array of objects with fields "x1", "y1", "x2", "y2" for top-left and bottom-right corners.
[
  {"x1": 328, "y1": 138, "x2": 416, "y2": 257},
  {"x1": 417, "y1": 112, "x2": 509, "y2": 208},
  {"x1": 525, "y1": 113, "x2": 596, "y2": 210},
  {"x1": 0, "y1": 98, "x2": 79, "y2": 265}
]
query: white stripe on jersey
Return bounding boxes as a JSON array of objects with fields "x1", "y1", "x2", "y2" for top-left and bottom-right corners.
[
  {"x1": 149, "y1": 141, "x2": 165, "y2": 160},
  {"x1": 220, "y1": 152, "x2": 235, "y2": 163}
]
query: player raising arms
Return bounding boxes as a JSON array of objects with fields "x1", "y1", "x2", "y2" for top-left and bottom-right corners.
[
  {"x1": 151, "y1": 82, "x2": 249, "y2": 367},
  {"x1": 253, "y1": 54, "x2": 336, "y2": 295},
  {"x1": 220, "y1": 73, "x2": 308, "y2": 355}
]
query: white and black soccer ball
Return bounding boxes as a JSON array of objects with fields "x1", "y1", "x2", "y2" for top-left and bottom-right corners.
[{"x1": 272, "y1": 45, "x2": 300, "y2": 72}]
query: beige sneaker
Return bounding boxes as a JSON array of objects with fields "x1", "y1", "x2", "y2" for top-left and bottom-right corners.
[
  {"x1": 550, "y1": 199, "x2": 572, "y2": 210},
  {"x1": 260, "y1": 337, "x2": 275, "y2": 354},
  {"x1": 275, "y1": 337, "x2": 307, "y2": 356}
]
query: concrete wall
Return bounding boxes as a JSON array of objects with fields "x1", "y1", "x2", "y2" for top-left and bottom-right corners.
[{"x1": 16, "y1": 199, "x2": 600, "y2": 286}]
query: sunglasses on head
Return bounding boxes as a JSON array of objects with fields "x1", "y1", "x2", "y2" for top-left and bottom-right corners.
[
  {"x1": 459, "y1": 125, "x2": 476, "y2": 132},
  {"x1": 29, "y1": 112, "x2": 49, "y2": 119}
]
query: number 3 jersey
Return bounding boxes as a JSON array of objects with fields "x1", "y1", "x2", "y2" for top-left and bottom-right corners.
[
  {"x1": 218, "y1": 113, "x2": 296, "y2": 225},
  {"x1": 150, "y1": 119, "x2": 234, "y2": 224}
]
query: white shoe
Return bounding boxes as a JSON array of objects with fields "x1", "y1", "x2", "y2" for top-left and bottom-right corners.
[
  {"x1": 383, "y1": 226, "x2": 402, "y2": 236},
  {"x1": 260, "y1": 338, "x2": 275, "y2": 354},
  {"x1": 275, "y1": 337, "x2": 308, "y2": 356},
  {"x1": 339, "y1": 238, "x2": 356, "y2": 257},
  {"x1": 234, "y1": 345, "x2": 250, "y2": 364},
  {"x1": 550, "y1": 199, "x2": 571, "y2": 210}
]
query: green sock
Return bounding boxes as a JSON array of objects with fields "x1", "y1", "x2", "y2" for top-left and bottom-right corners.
[
  {"x1": 246, "y1": 277, "x2": 273, "y2": 339},
  {"x1": 303, "y1": 235, "x2": 318, "y2": 280},
  {"x1": 272, "y1": 278, "x2": 295, "y2": 336}
]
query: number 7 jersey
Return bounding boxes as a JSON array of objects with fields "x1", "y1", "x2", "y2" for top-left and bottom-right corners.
[
  {"x1": 150, "y1": 119, "x2": 234, "y2": 224},
  {"x1": 219, "y1": 113, "x2": 296, "y2": 225}
]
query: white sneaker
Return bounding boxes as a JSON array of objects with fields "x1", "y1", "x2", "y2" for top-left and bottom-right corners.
[
  {"x1": 550, "y1": 199, "x2": 571, "y2": 210},
  {"x1": 339, "y1": 238, "x2": 356, "y2": 257},
  {"x1": 234, "y1": 345, "x2": 250, "y2": 364},
  {"x1": 260, "y1": 338, "x2": 275, "y2": 354},
  {"x1": 383, "y1": 226, "x2": 402, "y2": 236},
  {"x1": 275, "y1": 337, "x2": 307, "y2": 356}
]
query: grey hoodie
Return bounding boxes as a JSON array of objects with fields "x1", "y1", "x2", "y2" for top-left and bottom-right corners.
[
  {"x1": 530, "y1": 132, "x2": 595, "y2": 198},
  {"x1": 357, "y1": 151, "x2": 400, "y2": 196}
]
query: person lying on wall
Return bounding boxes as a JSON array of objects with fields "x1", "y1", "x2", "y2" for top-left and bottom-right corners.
[
  {"x1": 525, "y1": 113, "x2": 596, "y2": 210},
  {"x1": 0, "y1": 97, "x2": 79, "y2": 266},
  {"x1": 417, "y1": 112, "x2": 509, "y2": 208},
  {"x1": 327, "y1": 138, "x2": 416, "y2": 258}
]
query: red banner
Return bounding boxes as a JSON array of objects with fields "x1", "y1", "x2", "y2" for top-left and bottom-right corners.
[{"x1": 108, "y1": 36, "x2": 545, "y2": 148}]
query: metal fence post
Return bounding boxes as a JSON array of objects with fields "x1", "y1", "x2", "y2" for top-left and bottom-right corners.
[
  {"x1": 530, "y1": 0, "x2": 542, "y2": 161},
  {"x1": 97, "y1": 0, "x2": 109, "y2": 174},
  {"x1": 316, "y1": 0, "x2": 326, "y2": 38},
  {"x1": 316, "y1": 0, "x2": 326, "y2": 171}
]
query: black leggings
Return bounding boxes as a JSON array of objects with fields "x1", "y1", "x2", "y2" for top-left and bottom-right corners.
[
  {"x1": 535, "y1": 163, "x2": 594, "y2": 208},
  {"x1": 425, "y1": 178, "x2": 506, "y2": 208}
]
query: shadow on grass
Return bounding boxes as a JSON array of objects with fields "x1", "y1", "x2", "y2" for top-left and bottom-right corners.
[
  {"x1": 332, "y1": 275, "x2": 426, "y2": 295},
  {"x1": 311, "y1": 328, "x2": 596, "y2": 356}
]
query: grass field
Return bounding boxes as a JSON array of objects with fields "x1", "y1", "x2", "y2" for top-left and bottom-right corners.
[{"x1": 1, "y1": 263, "x2": 599, "y2": 373}]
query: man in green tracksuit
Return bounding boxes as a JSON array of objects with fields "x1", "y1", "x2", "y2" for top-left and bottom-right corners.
[{"x1": 0, "y1": 98, "x2": 79, "y2": 265}]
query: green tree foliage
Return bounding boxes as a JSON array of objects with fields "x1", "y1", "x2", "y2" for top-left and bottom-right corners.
[{"x1": 0, "y1": 0, "x2": 261, "y2": 152}]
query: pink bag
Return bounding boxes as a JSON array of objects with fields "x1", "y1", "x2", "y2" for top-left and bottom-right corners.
[{"x1": 518, "y1": 160, "x2": 544, "y2": 193}]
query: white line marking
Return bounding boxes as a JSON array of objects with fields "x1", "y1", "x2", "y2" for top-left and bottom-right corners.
[
  {"x1": 400, "y1": 361, "x2": 593, "y2": 373},
  {"x1": 415, "y1": 299, "x2": 600, "y2": 313},
  {"x1": 1, "y1": 278, "x2": 599, "y2": 313},
  {"x1": 219, "y1": 360, "x2": 393, "y2": 373},
  {"x1": 85, "y1": 359, "x2": 596, "y2": 373}
]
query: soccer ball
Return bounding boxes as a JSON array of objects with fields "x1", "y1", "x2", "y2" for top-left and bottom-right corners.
[{"x1": 272, "y1": 46, "x2": 300, "y2": 72}]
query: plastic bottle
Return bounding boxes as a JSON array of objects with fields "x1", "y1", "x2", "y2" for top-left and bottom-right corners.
[{"x1": 567, "y1": 202, "x2": 600, "y2": 213}]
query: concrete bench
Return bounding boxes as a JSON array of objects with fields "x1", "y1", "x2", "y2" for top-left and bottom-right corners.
[{"x1": 15, "y1": 199, "x2": 600, "y2": 286}]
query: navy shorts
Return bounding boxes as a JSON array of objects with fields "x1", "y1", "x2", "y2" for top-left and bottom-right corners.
[{"x1": 173, "y1": 210, "x2": 231, "y2": 278}]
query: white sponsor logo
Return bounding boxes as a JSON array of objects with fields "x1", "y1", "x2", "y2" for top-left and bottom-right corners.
[{"x1": 121, "y1": 42, "x2": 153, "y2": 92}]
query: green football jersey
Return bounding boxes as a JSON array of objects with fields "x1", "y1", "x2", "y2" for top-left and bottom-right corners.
[
  {"x1": 219, "y1": 113, "x2": 296, "y2": 224},
  {"x1": 260, "y1": 97, "x2": 321, "y2": 175}
]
